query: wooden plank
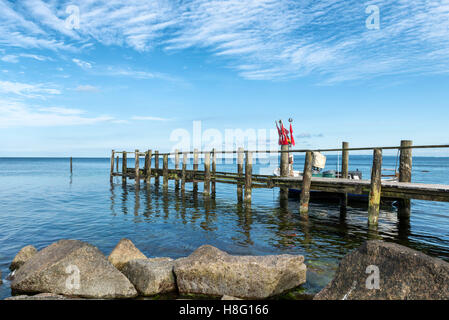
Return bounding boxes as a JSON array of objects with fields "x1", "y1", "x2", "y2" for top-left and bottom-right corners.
[
  {"x1": 299, "y1": 151, "x2": 313, "y2": 215},
  {"x1": 368, "y1": 149, "x2": 382, "y2": 227}
]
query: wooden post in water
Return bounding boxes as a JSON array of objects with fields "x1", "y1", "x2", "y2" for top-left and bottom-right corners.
[
  {"x1": 211, "y1": 148, "x2": 216, "y2": 198},
  {"x1": 280, "y1": 144, "x2": 289, "y2": 201},
  {"x1": 70, "y1": 157, "x2": 73, "y2": 174},
  {"x1": 299, "y1": 151, "x2": 313, "y2": 215},
  {"x1": 244, "y1": 151, "x2": 253, "y2": 202},
  {"x1": 116, "y1": 156, "x2": 119, "y2": 172},
  {"x1": 204, "y1": 152, "x2": 211, "y2": 196},
  {"x1": 193, "y1": 149, "x2": 199, "y2": 192},
  {"x1": 135, "y1": 149, "x2": 140, "y2": 187},
  {"x1": 154, "y1": 150, "x2": 159, "y2": 184},
  {"x1": 368, "y1": 148, "x2": 382, "y2": 227},
  {"x1": 122, "y1": 151, "x2": 127, "y2": 183},
  {"x1": 109, "y1": 151, "x2": 114, "y2": 181},
  {"x1": 144, "y1": 150, "x2": 152, "y2": 183},
  {"x1": 237, "y1": 147, "x2": 244, "y2": 201},
  {"x1": 175, "y1": 149, "x2": 180, "y2": 190},
  {"x1": 163, "y1": 154, "x2": 168, "y2": 188},
  {"x1": 398, "y1": 140, "x2": 413, "y2": 218},
  {"x1": 341, "y1": 142, "x2": 349, "y2": 209},
  {"x1": 181, "y1": 152, "x2": 187, "y2": 192}
]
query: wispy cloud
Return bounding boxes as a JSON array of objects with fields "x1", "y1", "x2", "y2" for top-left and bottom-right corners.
[
  {"x1": 131, "y1": 116, "x2": 171, "y2": 121},
  {"x1": 0, "y1": 53, "x2": 51, "y2": 63},
  {"x1": 0, "y1": 80, "x2": 61, "y2": 98},
  {"x1": 74, "y1": 84, "x2": 99, "y2": 92},
  {"x1": 72, "y1": 58, "x2": 92, "y2": 69}
]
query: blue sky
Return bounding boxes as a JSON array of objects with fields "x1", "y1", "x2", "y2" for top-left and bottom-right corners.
[{"x1": 1, "y1": 0, "x2": 449, "y2": 157}]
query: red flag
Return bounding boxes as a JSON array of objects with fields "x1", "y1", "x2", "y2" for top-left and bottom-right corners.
[{"x1": 290, "y1": 123, "x2": 295, "y2": 146}]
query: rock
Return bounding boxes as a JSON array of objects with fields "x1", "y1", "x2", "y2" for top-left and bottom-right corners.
[
  {"x1": 5, "y1": 293, "x2": 83, "y2": 300},
  {"x1": 222, "y1": 295, "x2": 242, "y2": 300},
  {"x1": 314, "y1": 240, "x2": 449, "y2": 300},
  {"x1": 11, "y1": 239, "x2": 137, "y2": 299},
  {"x1": 174, "y1": 245, "x2": 306, "y2": 299},
  {"x1": 108, "y1": 238, "x2": 147, "y2": 271},
  {"x1": 122, "y1": 258, "x2": 176, "y2": 296},
  {"x1": 10, "y1": 245, "x2": 37, "y2": 271}
]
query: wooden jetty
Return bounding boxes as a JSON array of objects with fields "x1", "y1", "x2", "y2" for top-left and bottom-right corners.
[{"x1": 110, "y1": 141, "x2": 449, "y2": 228}]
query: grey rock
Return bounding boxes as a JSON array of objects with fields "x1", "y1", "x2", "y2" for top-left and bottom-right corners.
[
  {"x1": 108, "y1": 238, "x2": 147, "y2": 271},
  {"x1": 11, "y1": 239, "x2": 137, "y2": 299},
  {"x1": 5, "y1": 293, "x2": 83, "y2": 300},
  {"x1": 314, "y1": 240, "x2": 449, "y2": 300},
  {"x1": 122, "y1": 258, "x2": 176, "y2": 296},
  {"x1": 174, "y1": 245, "x2": 306, "y2": 299},
  {"x1": 221, "y1": 295, "x2": 242, "y2": 300},
  {"x1": 10, "y1": 245, "x2": 37, "y2": 271}
]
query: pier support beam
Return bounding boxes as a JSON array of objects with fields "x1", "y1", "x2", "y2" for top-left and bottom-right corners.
[
  {"x1": 280, "y1": 144, "x2": 289, "y2": 202},
  {"x1": 110, "y1": 150, "x2": 115, "y2": 179},
  {"x1": 116, "y1": 156, "x2": 119, "y2": 172},
  {"x1": 175, "y1": 149, "x2": 180, "y2": 191},
  {"x1": 145, "y1": 150, "x2": 152, "y2": 183},
  {"x1": 368, "y1": 148, "x2": 383, "y2": 227},
  {"x1": 340, "y1": 142, "x2": 349, "y2": 211},
  {"x1": 244, "y1": 151, "x2": 253, "y2": 202},
  {"x1": 299, "y1": 151, "x2": 313, "y2": 215},
  {"x1": 163, "y1": 154, "x2": 168, "y2": 189},
  {"x1": 237, "y1": 147, "x2": 244, "y2": 201},
  {"x1": 211, "y1": 149, "x2": 216, "y2": 198},
  {"x1": 398, "y1": 140, "x2": 413, "y2": 218},
  {"x1": 181, "y1": 153, "x2": 187, "y2": 193},
  {"x1": 204, "y1": 152, "x2": 211, "y2": 196},
  {"x1": 135, "y1": 149, "x2": 140, "y2": 188},
  {"x1": 154, "y1": 151, "x2": 159, "y2": 185},
  {"x1": 193, "y1": 149, "x2": 199, "y2": 193},
  {"x1": 122, "y1": 151, "x2": 127, "y2": 184}
]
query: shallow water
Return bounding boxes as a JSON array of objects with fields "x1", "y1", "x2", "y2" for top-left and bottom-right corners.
[{"x1": 0, "y1": 156, "x2": 448, "y2": 299}]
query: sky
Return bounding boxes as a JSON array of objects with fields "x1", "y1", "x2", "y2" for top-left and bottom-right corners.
[{"x1": 1, "y1": 0, "x2": 449, "y2": 157}]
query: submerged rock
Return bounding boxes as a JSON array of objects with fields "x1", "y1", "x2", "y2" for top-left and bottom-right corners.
[
  {"x1": 11, "y1": 239, "x2": 137, "y2": 299},
  {"x1": 5, "y1": 293, "x2": 83, "y2": 300},
  {"x1": 314, "y1": 240, "x2": 449, "y2": 300},
  {"x1": 122, "y1": 258, "x2": 176, "y2": 296},
  {"x1": 108, "y1": 238, "x2": 147, "y2": 271},
  {"x1": 10, "y1": 245, "x2": 37, "y2": 271},
  {"x1": 174, "y1": 245, "x2": 306, "y2": 299}
]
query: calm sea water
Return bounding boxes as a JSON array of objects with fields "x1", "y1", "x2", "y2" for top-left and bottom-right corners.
[{"x1": 1, "y1": 155, "x2": 449, "y2": 299}]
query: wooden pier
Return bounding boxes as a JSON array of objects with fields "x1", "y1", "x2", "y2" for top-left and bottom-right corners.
[{"x1": 110, "y1": 141, "x2": 449, "y2": 228}]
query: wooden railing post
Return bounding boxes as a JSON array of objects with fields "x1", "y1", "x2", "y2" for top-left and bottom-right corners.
[
  {"x1": 163, "y1": 154, "x2": 168, "y2": 188},
  {"x1": 368, "y1": 148, "x2": 382, "y2": 227},
  {"x1": 211, "y1": 148, "x2": 216, "y2": 198},
  {"x1": 122, "y1": 151, "x2": 127, "y2": 183},
  {"x1": 398, "y1": 140, "x2": 413, "y2": 218},
  {"x1": 135, "y1": 149, "x2": 140, "y2": 187},
  {"x1": 175, "y1": 149, "x2": 180, "y2": 190},
  {"x1": 244, "y1": 151, "x2": 253, "y2": 202},
  {"x1": 181, "y1": 152, "x2": 187, "y2": 192},
  {"x1": 237, "y1": 147, "x2": 244, "y2": 201},
  {"x1": 204, "y1": 151, "x2": 211, "y2": 196},
  {"x1": 299, "y1": 151, "x2": 313, "y2": 215},
  {"x1": 193, "y1": 149, "x2": 199, "y2": 192},
  {"x1": 341, "y1": 142, "x2": 349, "y2": 209}
]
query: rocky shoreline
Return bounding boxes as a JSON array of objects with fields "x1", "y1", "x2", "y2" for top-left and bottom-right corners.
[
  {"x1": 3, "y1": 239, "x2": 307, "y2": 300},
  {"x1": 2, "y1": 239, "x2": 449, "y2": 300}
]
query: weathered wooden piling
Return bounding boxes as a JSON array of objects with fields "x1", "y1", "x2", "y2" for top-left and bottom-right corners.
[
  {"x1": 204, "y1": 152, "x2": 211, "y2": 196},
  {"x1": 244, "y1": 151, "x2": 253, "y2": 202},
  {"x1": 175, "y1": 149, "x2": 180, "y2": 190},
  {"x1": 145, "y1": 150, "x2": 152, "y2": 183},
  {"x1": 398, "y1": 140, "x2": 413, "y2": 218},
  {"x1": 110, "y1": 150, "x2": 115, "y2": 177},
  {"x1": 368, "y1": 148, "x2": 382, "y2": 227},
  {"x1": 135, "y1": 149, "x2": 140, "y2": 187},
  {"x1": 211, "y1": 148, "x2": 216, "y2": 198},
  {"x1": 122, "y1": 151, "x2": 127, "y2": 183},
  {"x1": 163, "y1": 154, "x2": 168, "y2": 188},
  {"x1": 154, "y1": 151, "x2": 159, "y2": 183},
  {"x1": 299, "y1": 151, "x2": 313, "y2": 215},
  {"x1": 341, "y1": 142, "x2": 349, "y2": 209},
  {"x1": 280, "y1": 145, "x2": 289, "y2": 201},
  {"x1": 116, "y1": 156, "x2": 119, "y2": 172},
  {"x1": 181, "y1": 152, "x2": 187, "y2": 192},
  {"x1": 237, "y1": 147, "x2": 244, "y2": 201},
  {"x1": 70, "y1": 157, "x2": 73, "y2": 174},
  {"x1": 193, "y1": 149, "x2": 199, "y2": 192}
]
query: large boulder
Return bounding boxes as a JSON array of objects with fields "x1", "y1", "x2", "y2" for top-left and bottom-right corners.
[
  {"x1": 122, "y1": 258, "x2": 176, "y2": 296},
  {"x1": 10, "y1": 245, "x2": 37, "y2": 271},
  {"x1": 173, "y1": 245, "x2": 306, "y2": 299},
  {"x1": 11, "y1": 239, "x2": 137, "y2": 299},
  {"x1": 108, "y1": 238, "x2": 147, "y2": 271},
  {"x1": 314, "y1": 240, "x2": 449, "y2": 300},
  {"x1": 5, "y1": 293, "x2": 83, "y2": 300}
]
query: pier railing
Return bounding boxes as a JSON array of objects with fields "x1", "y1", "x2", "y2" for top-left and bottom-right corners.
[{"x1": 110, "y1": 141, "x2": 449, "y2": 228}]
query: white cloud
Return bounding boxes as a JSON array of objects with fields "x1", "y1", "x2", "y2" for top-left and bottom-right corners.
[
  {"x1": 131, "y1": 116, "x2": 170, "y2": 121},
  {"x1": 0, "y1": 53, "x2": 50, "y2": 63},
  {"x1": 72, "y1": 58, "x2": 92, "y2": 69},
  {"x1": 75, "y1": 84, "x2": 99, "y2": 92},
  {"x1": 1, "y1": 55, "x2": 19, "y2": 63},
  {"x1": 0, "y1": 80, "x2": 61, "y2": 98}
]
